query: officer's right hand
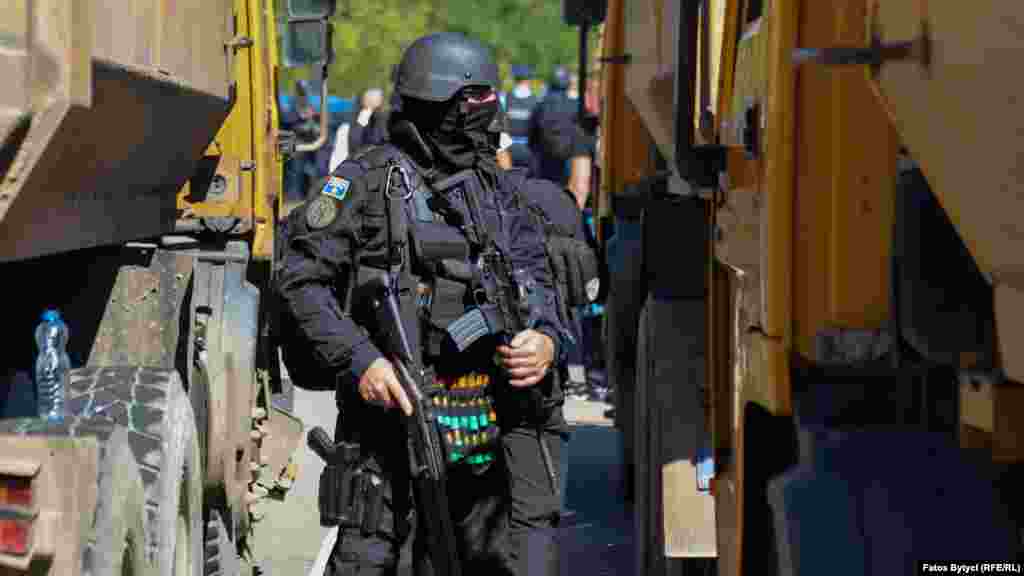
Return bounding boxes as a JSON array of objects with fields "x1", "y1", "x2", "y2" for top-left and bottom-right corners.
[{"x1": 358, "y1": 357, "x2": 414, "y2": 416}]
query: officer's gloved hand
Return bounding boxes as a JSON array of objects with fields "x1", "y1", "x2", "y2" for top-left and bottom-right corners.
[
  {"x1": 497, "y1": 330, "x2": 555, "y2": 387},
  {"x1": 358, "y1": 357, "x2": 414, "y2": 415}
]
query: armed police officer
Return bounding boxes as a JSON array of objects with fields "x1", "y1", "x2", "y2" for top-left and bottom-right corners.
[{"x1": 275, "y1": 32, "x2": 571, "y2": 575}]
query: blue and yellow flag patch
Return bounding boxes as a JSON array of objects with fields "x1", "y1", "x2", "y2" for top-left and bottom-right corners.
[{"x1": 322, "y1": 175, "x2": 350, "y2": 202}]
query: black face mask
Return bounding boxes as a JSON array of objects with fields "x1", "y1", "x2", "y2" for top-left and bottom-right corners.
[{"x1": 394, "y1": 94, "x2": 500, "y2": 175}]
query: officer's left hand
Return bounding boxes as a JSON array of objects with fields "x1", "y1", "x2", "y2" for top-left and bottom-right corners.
[{"x1": 498, "y1": 330, "x2": 555, "y2": 388}]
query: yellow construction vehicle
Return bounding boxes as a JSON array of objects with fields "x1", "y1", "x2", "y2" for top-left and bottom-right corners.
[
  {"x1": 599, "y1": 0, "x2": 1024, "y2": 573},
  {"x1": 0, "y1": 1, "x2": 336, "y2": 573}
]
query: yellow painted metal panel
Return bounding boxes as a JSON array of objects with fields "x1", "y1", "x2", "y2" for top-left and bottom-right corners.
[
  {"x1": 250, "y1": 0, "x2": 282, "y2": 260},
  {"x1": 826, "y1": 1, "x2": 896, "y2": 330},
  {"x1": 792, "y1": 0, "x2": 835, "y2": 360},
  {"x1": 176, "y1": 0, "x2": 278, "y2": 249},
  {"x1": 751, "y1": 0, "x2": 798, "y2": 417},
  {"x1": 759, "y1": 0, "x2": 797, "y2": 346},
  {"x1": 791, "y1": 0, "x2": 897, "y2": 359},
  {"x1": 708, "y1": 0, "x2": 726, "y2": 116},
  {"x1": 601, "y1": 0, "x2": 657, "y2": 199},
  {"x1": 715, "y1": 0, "x2": 741, "y2": 132}
]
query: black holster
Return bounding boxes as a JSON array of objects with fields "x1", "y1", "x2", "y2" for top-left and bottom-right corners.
[{"x1": 318, "y1": 442, "x2": 387, "y2": 537}]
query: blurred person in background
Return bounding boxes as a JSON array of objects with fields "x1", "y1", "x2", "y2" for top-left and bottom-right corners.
[
  {"x1": 347, "y1": 87, "x2": 388, "y2": 157},
  {"x1": 282, "y1": 79, "x2": 321, "y2": 203},
  {"x1": 529, "y1": 66, "x2": 599, "y2": 393},
  {"x1": 528, "y1": 67, "x2": 594, "y2": 209},
  {"x1": 504, "y1": 65, "x2": 540, "y2": 175},
  {"x1": 565, "y1": 73, "x2": 596, "y2": 212}
]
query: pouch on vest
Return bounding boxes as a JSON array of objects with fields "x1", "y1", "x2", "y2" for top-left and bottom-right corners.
[
  {"x1": 564, "y1": 237, "x2": 601, "y2": 308},
  {"x1": 545, "y1": 235, "x2": 599, "y2": 308},
  {"x1": 408, "y1": 220, "x2": 470, "y2": 278},
  {"x1": 422, "y1": 276, "x2": 468, "y2": 357}
]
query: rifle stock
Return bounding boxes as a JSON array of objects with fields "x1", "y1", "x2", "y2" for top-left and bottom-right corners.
[{"x1": 366, "y1": 272, "x2": 462, "y2": 575}]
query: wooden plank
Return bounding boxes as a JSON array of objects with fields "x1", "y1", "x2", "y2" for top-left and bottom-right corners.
[
  {"x1": 960, "y1": 377, "x2": 1024, "y2": 463},
  {"x1": 664, "y1": 459, "x2": 717, "y2": 557}
]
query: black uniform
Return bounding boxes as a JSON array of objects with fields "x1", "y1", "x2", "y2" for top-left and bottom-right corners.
[
  {"x1": 276, "y1": 32, "x2": 571, "y2": 576},
  {"x1": 527, "y1": 90, "x2": 592, "y2": 188}
]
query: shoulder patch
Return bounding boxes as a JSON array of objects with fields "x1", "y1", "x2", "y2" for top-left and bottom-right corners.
[
  {"x1": 306, "y1": 195, "x2": 338, "y2": 230},
  {"x1": 322, "y1": 175, "x2": 351, "y2": 202}
]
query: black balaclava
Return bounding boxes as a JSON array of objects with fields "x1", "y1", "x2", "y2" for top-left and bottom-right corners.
[{"x1": 389, "y1": 90, "x2": 501, "y2": 180}]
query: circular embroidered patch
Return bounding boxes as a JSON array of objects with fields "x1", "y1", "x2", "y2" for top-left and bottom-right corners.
[{"x1": 306, "y1": 195, "x2": 338, "y2": 230}]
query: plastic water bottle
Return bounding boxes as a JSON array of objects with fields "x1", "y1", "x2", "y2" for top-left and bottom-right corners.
[{"x1": 34, "y1": 309, "x2": 71, "y2": 421}]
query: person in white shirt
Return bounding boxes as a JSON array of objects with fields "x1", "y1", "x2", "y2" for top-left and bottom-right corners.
[{"x1": 329, "y1": 88, "x2": 384, "y2": 172}]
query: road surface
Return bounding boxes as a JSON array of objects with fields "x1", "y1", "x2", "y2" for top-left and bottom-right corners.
[
  {"x1": 252, "y1": 374, "x2": 635, "y2": 575},
  {"x1": 253, "y1": 379, "x2": 336, "y2": 574}
]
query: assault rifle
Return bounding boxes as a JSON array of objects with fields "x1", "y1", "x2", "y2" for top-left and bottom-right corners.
[{"x1": 364, "y1": 269, "x2": 461, "y2": 575}]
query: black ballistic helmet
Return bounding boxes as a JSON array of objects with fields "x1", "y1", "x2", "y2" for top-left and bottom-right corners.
[{"x1": 395, "y1": 32, "x2": 500, "y2": 102}]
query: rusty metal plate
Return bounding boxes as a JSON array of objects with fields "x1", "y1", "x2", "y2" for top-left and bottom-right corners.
[
  {"x1": 88, "y1": 247, "x2": 193, "y2": 369},
  {"x1": 872, "y1": 2, "x2": 1024, "y2": 286}
]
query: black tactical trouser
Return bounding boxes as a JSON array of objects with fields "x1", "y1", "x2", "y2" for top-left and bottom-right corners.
[{"x1": 327, "y1": 392, "x2": 563, "y2": 576}]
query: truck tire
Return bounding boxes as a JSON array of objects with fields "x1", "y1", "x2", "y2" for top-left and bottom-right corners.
[
  {"x1": 204, "y1": 510, "x2": 241, "y2": 576},
  {"x1": 69, "y1": 367, "x2": 204, "y2": 576},
  {"x1": 88, "y1": 426, "x2": 151, "y2": 576}
]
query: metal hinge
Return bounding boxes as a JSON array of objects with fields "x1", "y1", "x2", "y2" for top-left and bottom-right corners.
[
  {"x1": 791, "y1": 5, "x2": 930, "y2": 79},
  {"x1": 277, "y1": 131, "x2": 297, "y2": 158},
  {"x1": 598, "y1": 53, "x2": 632, "y2": 65},
  {"x1": 225, "y1": 36, "x2": 254, "y2": 50}
]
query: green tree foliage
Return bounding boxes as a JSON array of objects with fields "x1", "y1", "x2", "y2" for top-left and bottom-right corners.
[{"x1": 277, "y1": 0, "x2": 595, "y2": 101}]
